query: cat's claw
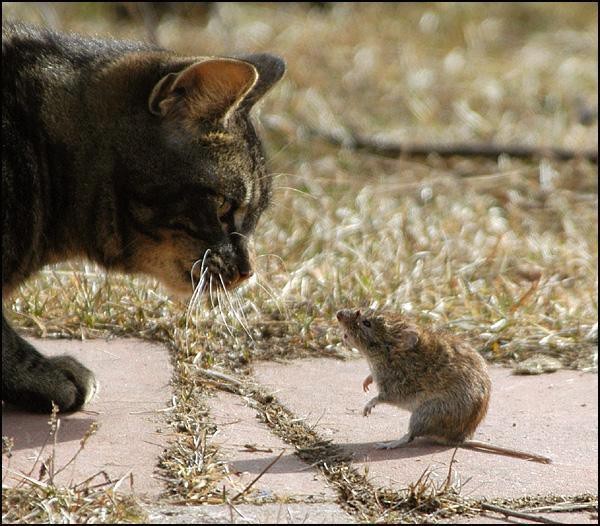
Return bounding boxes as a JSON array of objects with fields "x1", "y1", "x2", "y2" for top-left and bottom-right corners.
[{"x1": 46, "y1": 355, "x2": 98, "y2": 412}]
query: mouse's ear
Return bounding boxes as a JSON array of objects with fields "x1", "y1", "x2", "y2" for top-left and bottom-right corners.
[
  {"x1": 396, "y1": 330, "x2": 419, "y2": 351},
  {"x1": 354, "y1": 310, "x2": 361, "y2": 319}
]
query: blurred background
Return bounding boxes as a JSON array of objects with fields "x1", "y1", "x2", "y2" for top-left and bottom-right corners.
[{"x1": 2, "y1": 3, "x2": 598, "y2": 371}]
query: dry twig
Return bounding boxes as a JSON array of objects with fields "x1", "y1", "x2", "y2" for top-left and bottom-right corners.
[
  {"x1": 230, "y1": 449, "x2": 285, "y2": 502},
  {"x1": 480, "y1": 502, "x2": 564, "y2": 524},
  {"x1": 265, "y1": 117, "x2": 599, "y2": 164}
]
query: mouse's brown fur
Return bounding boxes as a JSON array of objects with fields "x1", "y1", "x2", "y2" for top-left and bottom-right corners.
[
  {"x1": 336, "y1": 308, "x2": 551, "y2": 463},
  {"x1": 337, "y1": 308, "x2": 490, "y2": 445}
]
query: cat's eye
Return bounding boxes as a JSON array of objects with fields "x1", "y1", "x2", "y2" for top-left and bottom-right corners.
[
  {"x1": 362, "y1": 320, "x2": 371, "y2": 328},
  {"x1": 168, "y1": 218, "x2": 199, "y2": 236},
  {"x1": 217, "y1": 198, "x2": 234, "y2": 224}
]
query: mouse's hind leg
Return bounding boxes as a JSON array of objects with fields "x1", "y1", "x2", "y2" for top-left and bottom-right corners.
[
  {"x1": 375, "y1": 433, "x2": 414, "y2": 450},
  {"x1": 376, "y1": 399, "x2": 469, "y2": 450},
  {"x1": 408, "y1": 398, "x2": 466, "y2": 443}
]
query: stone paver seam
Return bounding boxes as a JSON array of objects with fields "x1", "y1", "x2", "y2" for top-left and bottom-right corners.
[{"x1": 223, "y1": 379, "x2": 472, "y2": 523}]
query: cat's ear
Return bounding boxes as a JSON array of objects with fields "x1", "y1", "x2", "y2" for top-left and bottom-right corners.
[
  {"x1": 148, "y1": 58, "x2": 259, "y2": 123},
  {"x1": 234, "y1": 53, "x2": 286, "y2": 110}
]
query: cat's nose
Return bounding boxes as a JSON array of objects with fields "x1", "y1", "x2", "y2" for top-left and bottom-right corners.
[
  {"x1": 236, "y1": 257, "x2": 254, "y2": 282},
  {"x1": 238, "y1": 268, "x2": 253, "y2": 281}
]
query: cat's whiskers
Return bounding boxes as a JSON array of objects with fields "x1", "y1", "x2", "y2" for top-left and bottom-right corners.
[
  {"x1": 273, "y1": 186, "x2": 319, "y2": 200},
  {"x1": 211, "y1": 274, "x2": 237, "y2": 341},
  {"x1": 256, "y1": 252, "x2": 286, "y2": 267},
  {"x1": 185, "y1": 275, "x2": 207, "y2": 354},
  {"x1": 261, "y1": 135, "x2": 297, "y2": 164},
  {"x1": 187, "y1": 248, "x2": 212, "y2": 313},
  {"x1": 255, "y1": 171, "x2": 288, "y2": 183},
  {"x1": 266, "y1": 172, "x2": 316, "y2": 184},
  {"x1": 207, "y1": 273, "x2": 216, "y2": 310},
  {"x1": 189, "y1": 256, "x2": 204, "y2": 291},
  {"x1": 232, "y1": 289, "x2": 254, "y2": 338},
  {"x1": 186, "y1": 251, "x2": 211, "y2": 312},
  {"x1": 252, "y1": 269, "x2": 289, "y2": 319},
  {"x1": 185, "y1": 263, "x2": 208, "y2": 354},
  {"x1": 219, "y1": 274, "x2": 254, "y2": 342},
  {"x1": 230, "y1": 231, "x2": 250, "y2": 241}
]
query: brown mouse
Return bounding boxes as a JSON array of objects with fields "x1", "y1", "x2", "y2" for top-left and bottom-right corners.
[{"x1": 336, "y1": 308, "x2": 551, "y2": 464}]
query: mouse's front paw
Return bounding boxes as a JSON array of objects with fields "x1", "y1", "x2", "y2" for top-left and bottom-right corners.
[
  {"x1": 362, "y1": 374, "x2": 373, "y2": 392},
  {"x1": 363, "y1": 402, "x2": 376, "y2": 416},
  {"x1": 363, "y1": 395, "x2": 379, "y2": 416}
]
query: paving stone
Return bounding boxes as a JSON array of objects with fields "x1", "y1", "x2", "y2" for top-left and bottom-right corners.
[
  {"x1": 206, "y1": 391, "x2": 337, "y2": 502},
  {"x1": 146, "y1": 503, "x2": 355, "y2": 523},
  {"x1": 442, "y1": 510, "x2": 598, "y2": 524},
  {"x1": 254, "y1": 358, "x2": 598, "y2": 499},
  {"x1": 2, "y1": 338, "x2": 174, "y2": 497}
]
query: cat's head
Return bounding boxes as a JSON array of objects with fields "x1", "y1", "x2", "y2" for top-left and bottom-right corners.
[{"x1": 111, "y1": 53, "x2": 285, "y2": 297}]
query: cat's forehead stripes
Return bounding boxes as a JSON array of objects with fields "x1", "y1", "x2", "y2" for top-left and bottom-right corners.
[
  {"x1": 241, "y1": 177, "x2": 253, "y2": 206},
  {"x1": 233, "y1": 178, "x2": 254, "y2": 231}
]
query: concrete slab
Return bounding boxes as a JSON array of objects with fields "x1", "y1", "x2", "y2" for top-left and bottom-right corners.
[
  {"x1": 443, "y1": 510, "x2": 598, "y2": 524},
  {"x1": 207, "y1": 391, "x2": 336, "y2": 502},
  {"x1": 254, "y1": 358, "x2": 598, "y2": 499},
  {"x1": 146, "y1": 503, "x2": 355, "y2": 523},
  {"x1": 2, "y1": 337, "x2": 174, "y2": 497}
]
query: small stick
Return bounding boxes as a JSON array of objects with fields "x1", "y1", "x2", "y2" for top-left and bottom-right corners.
[
  {"x1": 51, "y1": 421, "x2": 98, "y2": 479},
  {"x1": 441, "y1": 447, "x2": 459, "y2": 493},
  {"x1": 196, "y1": 368, "x2": 243, "y2": 387},
  {"x1": 202, "y1": 380, "x2": 241, "y2": 394},
  {"x1": 225, "y1": 497, "x2": 248, "y2": 520},
  {"x1": 2, "y1": 468, "x2": 49, "y2": 488},
  {"x1": 522, "y1": 502, "x2": 598, "y2": 513},
  {"x1": 265, "y1": 118, "x2": 598, "y2": 164},
  {"x1": 231, "y1": 450, "x2": 285, "y2": 502},
  {"x1": 480, "y1": 503, "x2": 564, "y2": 524}
]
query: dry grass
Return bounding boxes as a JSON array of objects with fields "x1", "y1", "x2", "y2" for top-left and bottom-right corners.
[
  {"x1": 2, "y1": 405, "x2": 147, "y2": 523},
  {"x1": 245, "y1": 385, "x2": 473, "y2": 523},
  {"x1": 2, "y1": 2, "x2": 598, "y2": 523}
]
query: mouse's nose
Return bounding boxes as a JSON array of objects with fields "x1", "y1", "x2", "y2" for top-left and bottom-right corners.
[{"x1": 336, "y1": 310, "x2": 343, "y2": 321}]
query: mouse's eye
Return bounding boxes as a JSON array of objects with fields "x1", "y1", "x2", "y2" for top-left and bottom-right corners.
[{"x1": 362, "y1": 320, "x2": 371, "y2": 328}]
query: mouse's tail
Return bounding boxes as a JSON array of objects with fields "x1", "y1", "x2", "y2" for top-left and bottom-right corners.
[{"x1": 460, "y1": 440, "x2": 552, "y2": 464}]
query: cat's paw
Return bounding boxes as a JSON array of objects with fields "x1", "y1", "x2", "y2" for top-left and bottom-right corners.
[{"x1": 45, "y1": 356, "x2": 98, "y2": 412}]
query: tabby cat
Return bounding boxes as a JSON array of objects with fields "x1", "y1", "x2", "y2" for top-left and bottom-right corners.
[{"x1": 2, "y1": 22, "x2": 285, "y2": 413}]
